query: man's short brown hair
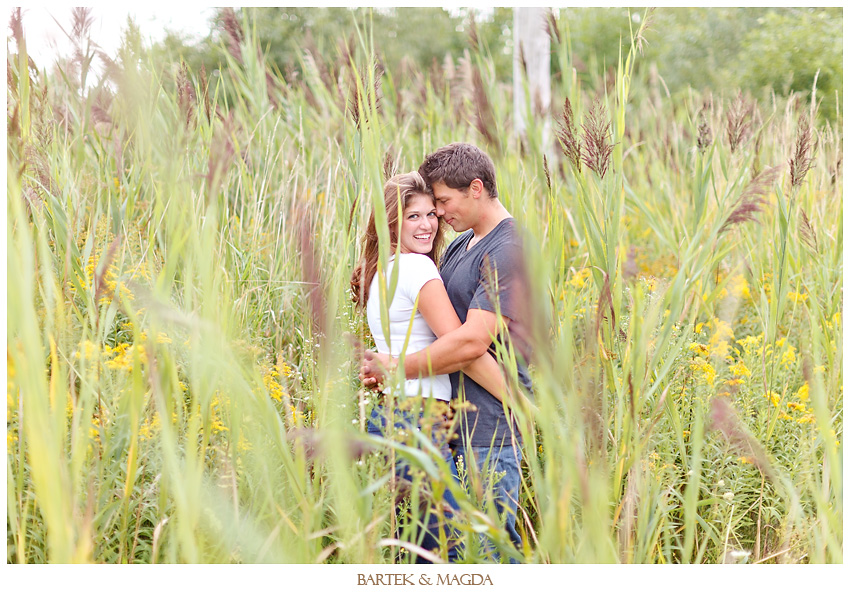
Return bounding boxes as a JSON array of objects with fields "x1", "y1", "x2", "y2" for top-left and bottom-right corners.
[{"x1": 418, "y1": 142, "x2": 498, "y2": 199}]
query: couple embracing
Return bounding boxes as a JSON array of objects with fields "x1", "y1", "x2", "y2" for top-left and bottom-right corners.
[{"x1": 351, "y1": 142, "x2": 533, "y2": 563}]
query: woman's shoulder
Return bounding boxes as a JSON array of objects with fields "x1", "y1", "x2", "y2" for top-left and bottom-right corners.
[
  {"x1": 396, "y1": 253, "x2": 441, "y2": 288},
  {"x1": 398, "y1": 252, "x2": 436, "y2": 265}
]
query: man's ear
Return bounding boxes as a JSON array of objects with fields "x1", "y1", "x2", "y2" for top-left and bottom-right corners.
[{"x1": 469, "y1": 178, "x2": 484, "y2": 198}]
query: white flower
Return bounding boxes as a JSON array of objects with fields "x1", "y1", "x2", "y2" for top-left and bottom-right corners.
[{"x1": 723, "y1": 492, "x2": 734, "y2": 502}]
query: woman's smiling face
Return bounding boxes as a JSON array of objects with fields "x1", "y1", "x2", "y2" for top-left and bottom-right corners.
[{"x1": 399, "y1": 193, "x2": 439, "y2": 254}]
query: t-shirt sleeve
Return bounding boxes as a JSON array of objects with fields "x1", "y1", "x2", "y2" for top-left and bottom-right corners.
[
  {"x1": 469, "y1": 231, "x2": 524, "y2": 321},
  {"x1": 399, "y1": 254, "x2": 443, "y2": 302}
]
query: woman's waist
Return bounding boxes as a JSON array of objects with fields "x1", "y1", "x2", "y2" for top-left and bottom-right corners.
[{"x1": 381, "y1": 375, "x2": 451, "y2": 401}]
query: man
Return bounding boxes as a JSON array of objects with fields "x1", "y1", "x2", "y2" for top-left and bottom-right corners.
[{"x1": 362, "y1": 142, "x2": 532, "y2": 562}]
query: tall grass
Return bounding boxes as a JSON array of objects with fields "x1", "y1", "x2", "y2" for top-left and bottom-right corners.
[{"x1": 7, "y1": 8, "x2": 842, "y2": 563}]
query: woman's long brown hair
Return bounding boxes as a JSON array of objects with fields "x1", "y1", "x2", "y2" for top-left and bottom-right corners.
[{"x1": 350, "y1": 171, "x2": 445, "y2": 309}]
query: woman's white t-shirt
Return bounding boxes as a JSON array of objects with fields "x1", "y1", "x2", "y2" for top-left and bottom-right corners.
[{"x1": 366, "y1": 253, "x2": 451, "y2": 400}]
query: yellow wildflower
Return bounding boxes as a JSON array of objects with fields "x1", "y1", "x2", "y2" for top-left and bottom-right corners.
[
  {"x1": 105, "y1": 343, "x2": 148, "y2": 371},
  {"x1": 787, "y1": 291, "x2": 808, "y2": 304},
  {"x1": 689, "y1": 343, "x2": 709, "y2": 356},
  {"x1": 730, "y1": 361, "x2": 751, "y2": 377},
  {"x1": 75, "y1": 340, "x2": 102, "y2": 361},
  {"x1": 737, "y1": 335, "x2": 761, "y2": 355},
  {"x1": 780, "y1": 344, "x2": 797, "y2": 367},
  {"x1": 797, "y1": 413, "x2": 816, "y2": 425},
  {"x1": 709, "y1": 318, "x2": 734, "y2": 359},
  {"x1": 729, "y1": 275, "x2": 751, "y2": 299},
  {"x1": 795, "y1": 383, "x2": 809, "y2": 402},
  {"x1": 787, "y1": 401, "x2": 806, "y2": 412},
  {"x1": 765, "y1": 391, "x2": 781, "y2": 407},
  {"x1": 237, "y1": 435, "x2": 253, "y2": 452},
  {"x1": 690, "y1": 358, "x2": 716, "y2": 386},
  {"x1": 568, "y1": 268, "x2": 591, "y2": 289}
]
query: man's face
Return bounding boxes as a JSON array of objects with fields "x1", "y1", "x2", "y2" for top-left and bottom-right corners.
[{"x1": 431, "y1": 181, "x2": 474, "y2": 232}]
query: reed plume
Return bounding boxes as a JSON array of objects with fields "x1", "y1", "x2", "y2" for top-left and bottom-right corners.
[
  {"x1": 709, "y1": 397, "x2": 776, "y2": 482},
  {"x1": 556, "y1": 97, "x2": 582, "y2": 172},
  {"x1": 581, "y1": 97, "x2": 615, "y2": 179},
  {"x1": 718, "y1": 166, "x2": 781, "y2": 235},
  {"x1": 725, "y1": 92, "x2": 753, "y2": 154},
  {"x1": 546, "y1": 9, "x2": 561, "y2": 45},
  {"x1": 382, "y1": 149, "x2": 397, "y2": 181},
  {"x1": 348, "y1": 59, "x2": 384, "y2": 129},
  {"x1": 176, "y1": 60, "x2": 195, "y2": 128},
  {"x1": 199, "y1": 65, "x2": 211, "y2": 123},
  {"x1": 471, "y1": 66, "x2": 498, "y2": 149},
  {"x1": 789, "y1": 115, "x2": 815, "y2": 189},
  {"x1": 9, "y1": 7, "x2": 23, "y2": 49},
  {"x1": 467, "y1": 12, "x2": 479, "y2": 51},
  {"x1": 697, "y1": 105, "x2": 712, "y2": 154},
  {"x1": 219, "y1": 8, "x2": 244, "y2": 64},
  {"x1": 798, "y1": 209, "x2": 819, "y2": 254},
  {"x1": 543, "y1": 154, "x2": 552, "y2": 192},
  {"x1": 635, "y1": 8, "x2": 656, "y2": 55}
]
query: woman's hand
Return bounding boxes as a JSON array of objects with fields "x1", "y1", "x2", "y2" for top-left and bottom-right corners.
[{"x1": 360, "y1": 351, "x2": 396, "y2": 388}]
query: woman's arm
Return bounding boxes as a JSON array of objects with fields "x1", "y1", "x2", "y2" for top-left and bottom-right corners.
[{"x1": 416, "y1": 279, "x2": 508, "y2": 402}]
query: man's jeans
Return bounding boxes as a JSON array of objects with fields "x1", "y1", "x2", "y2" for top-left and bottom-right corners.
[
  {"x1": 367, "y1": 403, "x2": 461, "y2": 563},
  {"x1": 453, "y1": 443, "x2": 523, "y2": 563}
]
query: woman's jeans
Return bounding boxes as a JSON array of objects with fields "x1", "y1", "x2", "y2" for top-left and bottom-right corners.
[
  {"x1": 453, "y1": 443, "x2": 523, "y2": 563},
  {"x1": 367, "y1": 399, "x2": 460, "y2": 563}
]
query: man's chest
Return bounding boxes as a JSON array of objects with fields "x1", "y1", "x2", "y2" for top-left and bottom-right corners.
[{"x1": 440, "y1": 251, "x2": 480, "y2": 321}]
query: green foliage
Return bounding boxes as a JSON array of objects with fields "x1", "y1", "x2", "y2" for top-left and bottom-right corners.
[{"x1": 7, "y1": 7, "x2": 842, "y2": 565}]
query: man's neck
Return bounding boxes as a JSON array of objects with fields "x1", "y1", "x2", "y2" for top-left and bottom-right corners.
[{"x1": 469, "y1": 202, "x2": 512, "y2": 245}]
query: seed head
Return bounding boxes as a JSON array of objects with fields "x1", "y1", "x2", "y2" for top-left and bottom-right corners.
[
  {"x1": 725, "y1": 92, "x2": 753, "y2": 154},
  {"x1": 718, "y1": 166, "x2": 781, "y2": 235},
  {"x1": 471, "y1": 66, "x2": 498, "y2": 149},
  {"x1": 556, "y1": 97, "x2": 582, "y2": 172},
  {"x1": 219, "y1": 8, "x2": 243, "y2": 64},
  {"x1": 581, "y1": 97, "x2": 615, "y2": 179},
  {"x1": 697, "y1": 106, "x2": 712, "y2": 154},
  {"x1": 546, "y1": 9, "x2": 561, "y2": 45},
  {"x1": 798, "y1": 209, "x2": 819, "y2": 254},
  {"x1": 176, "y1": 60, "x2": 195, "y2": 128},
  {"x1": 789, "y1": 115, "x2": 815, "y2": 189}
]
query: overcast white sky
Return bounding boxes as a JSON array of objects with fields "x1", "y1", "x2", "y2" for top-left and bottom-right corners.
[
  {"x1": 10, "y1": 5, "x2": 217, "y2": 68},
  {"x1": 11, "y1": 4, "x2": 482, "y2": 70}
]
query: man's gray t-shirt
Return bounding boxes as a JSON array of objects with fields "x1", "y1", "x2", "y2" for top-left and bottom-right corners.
[{"x1": 439, "y1": 218, "x2": 532, "y2": 449}]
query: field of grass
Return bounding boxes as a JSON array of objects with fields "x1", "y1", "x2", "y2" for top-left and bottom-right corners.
[{"x1": 6, "y1": 9, "x2": 842, "y2": 563}]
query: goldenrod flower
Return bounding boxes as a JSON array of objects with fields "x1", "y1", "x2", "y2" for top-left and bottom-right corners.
[
  {"x1": 730, "y1": 361, "x2": 751, "y2": 377},
  {"x1": 765, "y1": 391, "x2": 781, "y2": 407},
  {"x1": 736, "y1": 334, "x2": 761, "y2": 355},
  {"x1": 780, "y1": 344, "x2": 797, "y2": 368},
  {"x1": 689, "y1": 343, "x2": 709, "y2": 356},
  {"x1": 568, "y1": 268, "x2": 591, "y2": 289},
  {"x1": 690, "y1": 358, "x2": 716, "y2": 386}
]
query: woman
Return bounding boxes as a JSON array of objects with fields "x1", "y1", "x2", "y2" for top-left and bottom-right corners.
[{"x1": 350, "y1": 171, "x2": 506, "y2": 563}]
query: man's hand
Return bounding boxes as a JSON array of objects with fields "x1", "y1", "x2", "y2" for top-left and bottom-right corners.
[{"x1": 359, "y1": 351, "x2": 396, "y2": 389}]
